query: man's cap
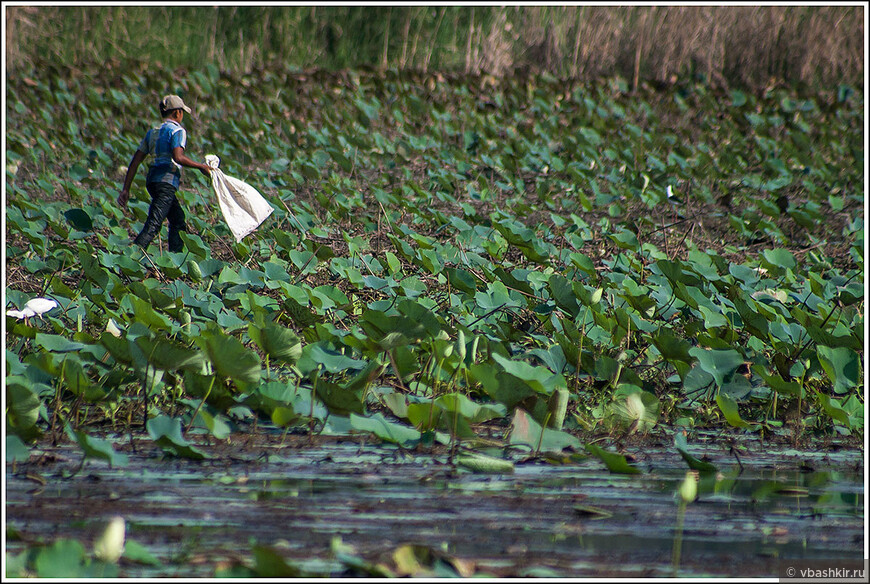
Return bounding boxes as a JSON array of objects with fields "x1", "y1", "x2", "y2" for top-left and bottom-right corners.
[{"x1": 160, "y1": 94, "x2": 192, "y2": 114}]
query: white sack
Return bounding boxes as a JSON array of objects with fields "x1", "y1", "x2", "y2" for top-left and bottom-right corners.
[{"x1": 206, "y1": 154, "x2": 274, "y2": 242}]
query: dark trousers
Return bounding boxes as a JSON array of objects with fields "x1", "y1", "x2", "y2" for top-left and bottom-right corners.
[{"x1": 133, "y1": 182, "x2": 187, "y2": 252}]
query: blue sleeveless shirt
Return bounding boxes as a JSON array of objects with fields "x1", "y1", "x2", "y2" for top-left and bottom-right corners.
[{"x1": 137, "y1": 119, "x2": 187, "y2": 188}]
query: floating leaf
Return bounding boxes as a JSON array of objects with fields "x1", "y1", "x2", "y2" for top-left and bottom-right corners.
[
  {"x1": 573, "y1": 505, "x2": 613, "y2": 520},
  {"x1": 457, "y1": 453, "x2": 514, "y2": 473}
]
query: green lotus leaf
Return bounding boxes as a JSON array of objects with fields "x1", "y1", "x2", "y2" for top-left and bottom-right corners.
[
  {"x1": 509, "y1": 408, "x2": 582, "y2": 454},
  {"x1": 445, "y1": 267, "x2": 478, "y2": 295},
  {"x1": 315, "y1": 380, "x2": 365, "y2": 416},
  {"x1": 251, "y1": 544, "x2": 306, "y2": 578},
  {"x1": 816, "y1": 345, "x2": 860, "y2": 394},
  {"x1": 34, "y1": 539, "x2": 87, "y2": 578},
  {"x1": 6, "y1": 434, "x2": 31, "y2": 463},
  {"x1": 715, "y1": 393, "x2": 756, "y2": 430},
  {"x1": 674, "y1": 432, "x2": 718, "y2": 472},
  {"x1": 199, "y1": 330, "x2": 261, "y2": 386},
  {"x1": 63, "y1": 208, "x2": 92, "y2": 231},
  {"x1": 249, "y1": 321, "x2": 302, "y2": 365},
  {"x1": 434, "y1": 392, "x2": 506, "y2": 424},
  {"x1": 350, "y1": 412, "x2": 421, "y2": 448},
  {"x1": 135, "y1": 336, "x2": 205, "y2": 372},
  {"x1": 124, "y1": 295, "x2": 173, "y2": 331},
  {"x1": 34, "y1": 333, "x2": 85, "y2": 353},
  {"x1": 469, "y1": 363, "x2": 535, "y2": 411},
  {"x1": 760, "y1": 248, "x2": 797, "y2": 272},
  {"x1": 146, "y1": 414, "x2": 210, "y2": 459},
  {"x1": 301, "y1": 342, "x2": 366, "y2": 374},
  {"x1": 689, "y1": 347, "x2": 744, "y2": 387},
  {"x1": 585, "y1": 443, "x2": 642, "y2": 474},
  {"x1": 66, "y1": 425, "x2": 129, "y2": 467},
  {"x1": 816, "y1": 391, "x2": 852, "y2": 427},
  {"x1": 6, "y1": 376, "x2": 42, "y2": 441}
]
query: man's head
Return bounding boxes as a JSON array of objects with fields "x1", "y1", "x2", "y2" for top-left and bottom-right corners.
[{"x1": 159, "y1": 94, "x2": 192, "y2": 119}]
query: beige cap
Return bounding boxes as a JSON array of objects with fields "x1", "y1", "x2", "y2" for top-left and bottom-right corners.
[{"x1": 160, "y1": 94, "x2": 192, "y2": 114}]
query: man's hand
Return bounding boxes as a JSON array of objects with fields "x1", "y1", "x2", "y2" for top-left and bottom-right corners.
[
  {"x1": 199, "y1": 164, "x2": 211, "y2": 178},
  {"x1": 120, "y1": 150, "x2": 145, "y2": 207}
]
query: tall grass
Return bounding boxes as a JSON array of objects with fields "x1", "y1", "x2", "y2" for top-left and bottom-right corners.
[{"x1": 5, "y1": 5, "x2": 864, "y2": 89}]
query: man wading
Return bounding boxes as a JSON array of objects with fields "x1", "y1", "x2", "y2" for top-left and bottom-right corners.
[{"x1": 118, "y1": 94, "x2": 210, "y2": 253}]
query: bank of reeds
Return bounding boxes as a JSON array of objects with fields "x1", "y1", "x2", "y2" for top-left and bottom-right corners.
[{"x1": 5, "y1": 5, "x2": 864, "y2": 90}]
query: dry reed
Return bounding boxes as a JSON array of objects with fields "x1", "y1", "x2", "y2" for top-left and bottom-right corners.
[{"x1": 4, "y1": 5, "x2": 864, "y2": 90}]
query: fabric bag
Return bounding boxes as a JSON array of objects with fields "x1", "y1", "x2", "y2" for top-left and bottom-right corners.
[{"x1": 205, "y1": 154, "x2": 274, "y2": 242}]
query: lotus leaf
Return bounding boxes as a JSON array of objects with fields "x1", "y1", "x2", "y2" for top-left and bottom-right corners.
[
  {"x1": 66, "y1": 426, "x2": 129, "y2": 467},
  {"x1": 585, "y1": 443, "x2": 642, "y2": 474},
  {"x1": 146, "y1": 414, "x2": 210, "y2": 459},
  {"x1": 348, "y1": 412, "x2": 421, "y2": 448},
  {"x1": 198, "y1": 329, "x2": 261, "y2": 386},
  {"x1": 509, "y1": 408, "x2": 582, "y2": 454}
]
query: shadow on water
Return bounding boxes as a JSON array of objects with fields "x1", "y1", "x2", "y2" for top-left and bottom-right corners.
[{"x1": 5, "y1": 437, "x2": 864, "y2": 578}]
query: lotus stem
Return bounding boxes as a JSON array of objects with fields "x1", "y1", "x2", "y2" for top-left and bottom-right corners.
[
  {"x1": 186, "y1": 375, "x2": 216, "y2": 434},
  {"x1": 671, "y1": 499, "x2": 687, "y2": 576}
]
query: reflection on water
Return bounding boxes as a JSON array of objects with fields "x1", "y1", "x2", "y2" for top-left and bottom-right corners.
[{"x1": 5, "y1": 441, "x2": 864, "y2": 577}]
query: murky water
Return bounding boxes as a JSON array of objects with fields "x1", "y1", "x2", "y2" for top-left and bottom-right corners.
[{"x1": 5, "y1": 434, "x2": 864, "y2": 577}]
